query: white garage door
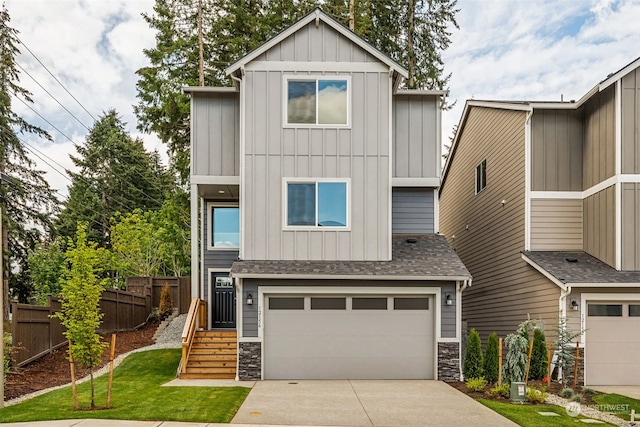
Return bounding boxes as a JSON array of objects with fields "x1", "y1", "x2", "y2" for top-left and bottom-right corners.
[
  {"x1": 264, "y1": 294, "x2": 434, "y2": 380},
  {"x1": 586, "y1": 302, "x2": 640, "y2": 385}
]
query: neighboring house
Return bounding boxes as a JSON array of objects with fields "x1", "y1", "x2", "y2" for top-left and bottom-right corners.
[
  {"x1": 439, "y1": 58, "x2": 640, "y2": 386},
  {"x1": 185, "y1": 9, "x2": 470, "y2": 381}
]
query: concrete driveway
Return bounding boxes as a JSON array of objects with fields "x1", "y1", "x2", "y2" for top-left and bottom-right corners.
[
  {"x1": 231, "y1": 380, "x2": 517, "y2": 426},
  {"x1": 592, "y1": 386, "x2": 640, "y2": 400}
]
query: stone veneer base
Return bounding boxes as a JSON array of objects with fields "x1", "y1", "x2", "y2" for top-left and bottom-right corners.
[
  {"x1": 238, "y1": 341, "x2": 261, "y2": 380},
  {"x1": 438, "y1": 342, "x2": 461, "y2": 381}
]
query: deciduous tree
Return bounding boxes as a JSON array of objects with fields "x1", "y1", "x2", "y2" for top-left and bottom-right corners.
[{"x1": 53, "y1": 224, "x2": 109, "y2": 409}]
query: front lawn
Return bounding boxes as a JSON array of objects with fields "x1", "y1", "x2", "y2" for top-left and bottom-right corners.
[
  {"x1": 592, "y1": 393, "x2": 640, "y2": 421},
  {"x1": 0, "y1": 349, "x2": 250, "y2": 423},
  {"x1": 478, "y1": 399, "x2": 614, "y2": 427}
]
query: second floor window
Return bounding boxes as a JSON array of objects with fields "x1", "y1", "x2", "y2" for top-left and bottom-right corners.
[
  {"x1": 210, "y1": 205, "x2": 239, "y2": 248},
  {"x1": 475, "y1": 159, "x2": 487, "y2": 194},
  {"x1": 286, "y1": 78, "x2": 348, "y2": 126},
  {"x1": 286, "y1": 181, "x2": 348, "y2": 228}
]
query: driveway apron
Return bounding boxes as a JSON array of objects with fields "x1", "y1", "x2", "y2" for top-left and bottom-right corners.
[{"x1": 231, "y1": 380, "x2": 517, "y2": 426}]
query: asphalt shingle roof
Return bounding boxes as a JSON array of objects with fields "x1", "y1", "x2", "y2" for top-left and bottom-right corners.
[
  {"x1": 522, "y1": 251, "x2": 640, "y2": 284},
  {"x1": 230, "y1": 234, "x2": 471, "y2": 280}
]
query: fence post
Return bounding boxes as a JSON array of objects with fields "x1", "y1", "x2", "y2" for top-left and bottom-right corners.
[{"x1": 48, "y1": 295, "x2": 53, "y2": 354}]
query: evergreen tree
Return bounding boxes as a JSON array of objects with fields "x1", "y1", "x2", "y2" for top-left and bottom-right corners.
[
  {"x1": 530, "y1": 328, "x2": 548, "y2": 380},
  {"x1": 27, "y1": 238, "x2": 66, "y2": 305},
  {"x1": 483, "y1": 332, "x2": 499, "y2": 384},
  {"x1": 0, "y1": 5, "x2": 58, "y2": 310},
  {"x1": 57, "y1": 110, "x2": 169, "y2": 247},
  {"x1": 463, "y1": 328, "x2": 484, "y2": 379}
]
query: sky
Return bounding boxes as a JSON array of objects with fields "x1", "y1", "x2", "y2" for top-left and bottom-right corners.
[{"x1": 6, "y1": 0, "x2": 640, "y2": 200}]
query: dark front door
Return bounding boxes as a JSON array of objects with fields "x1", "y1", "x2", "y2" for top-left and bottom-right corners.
[{"x1": 211, "y1": 274, "x2": 236, "y2": 328}]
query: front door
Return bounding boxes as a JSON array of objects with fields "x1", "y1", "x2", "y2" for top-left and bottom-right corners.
[{"x1": 211, "y1": 274, "x2": 236, "y2": 328}]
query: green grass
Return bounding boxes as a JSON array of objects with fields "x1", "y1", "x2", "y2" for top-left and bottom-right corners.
[
  {"x1": 0, "y1": 349, "x2": 250, "y2": 423},
  {"x1": 592, "y1": 393, "x2": 640, "y2": 421},
  {"x1": 478, "y1": 399, "x2": 613, "y2": 427}
]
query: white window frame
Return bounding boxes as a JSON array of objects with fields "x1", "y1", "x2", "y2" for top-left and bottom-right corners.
[
  {"x1": 475, "y1": 159, "x2": 487, "y2": 194},
  {"x1": 282, "y1": 178, "x2": 351, "y2": 230},
  {"x1": 206, "y1": 202, "x2": 240, "y2": 251},
  {"x1": 283, "y1": 75, "x2": 351, "y2": 128}
]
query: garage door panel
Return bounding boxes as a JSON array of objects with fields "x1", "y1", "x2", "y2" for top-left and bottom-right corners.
[
  {"x1": 264, "y1": 294, "x2": 435, "y2": 380},
  {"x1": 586, "y1": 301, "x2": 640, "y2": 386}
]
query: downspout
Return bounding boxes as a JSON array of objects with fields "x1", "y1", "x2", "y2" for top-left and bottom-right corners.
[
  {"x1": 457, "y1": 279, "x2": 471, "y2": 380},
  {"x1": 559, "y1": 284, "x2": 571, "y2": 320}
]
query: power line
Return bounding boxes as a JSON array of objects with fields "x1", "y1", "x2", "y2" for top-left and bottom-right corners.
[
  {"x1": 16, "y1": 62, "x2": 92, "y2": 132},
  {"x1": 14, "y1": 96, "x2": 77, "y2": 145},
  {"x1": 15, "y1": 35, "x2": 97, "y2": 122}
]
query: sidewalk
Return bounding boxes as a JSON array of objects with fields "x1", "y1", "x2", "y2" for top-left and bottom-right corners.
[{"x1": 0, "y1": 421, "x2": 281, "y2": 427}]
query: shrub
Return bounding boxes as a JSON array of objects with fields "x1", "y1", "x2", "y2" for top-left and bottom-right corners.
[
  {"x1": 502, "y1": 319, "x2": 538, "y2": 384},
  {"x1": 3, "y1": 332, "x2": 11, "y2": 377},
  {"x1": 483, "y1": 332, "x2": 499, "y2": 383},
  {"x1": 571, "y1": 393, "x2": 582, "y2": 403},
  {"x1": 463, "y1": 328, "x2": 484, "y2": 379},
  {"x1": 529, "y1": 328, "x2": 548, "y2": 380},
  {"x1": 465, "y1": 377, "x2": 488, "y2": 392},
  {"x1": 582, "y1": 387, "x2": 595, "y2": 395},
  {"x1": 555, "y1": 316, "x2": 583, "y2": 386},
  {"x1": 526, "y1": 386, "x2": 549, "y2": 404},
  {"x1": 559, "y1": 387, "x2": 574, "y2": 398},
  {"x1": 158, "y1": 284, "x2": 174, "y2": 319},
  {"x1": 489, "y1": 383, "x2": 510, "y2": 398}
]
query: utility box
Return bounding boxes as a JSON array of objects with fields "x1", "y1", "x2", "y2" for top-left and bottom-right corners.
[{"x1": 510, "y1": 382, "x2": 527, "y2": 403}]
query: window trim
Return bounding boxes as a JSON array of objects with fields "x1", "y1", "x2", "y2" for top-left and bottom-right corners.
[
  {"x1": 475, "y1": 159, "x2": 487, "y2": 194},
  {"x1": 206, "y1": 202, "x2": 240, "y2": 251},
  {"x1": 283, "y1": 178, "x2": 350, "y2": 230},
  {"x1": 283, "y1": 75, "x2": 351, "y2": 128}
]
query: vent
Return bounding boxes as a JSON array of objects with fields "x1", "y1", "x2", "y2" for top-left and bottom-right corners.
[
  {"x1": 406, "y1": 238, "x2": 418, "y2": 244},
  {"x1": 565, "y1": 257, "x2": 578, "y2": 263}
]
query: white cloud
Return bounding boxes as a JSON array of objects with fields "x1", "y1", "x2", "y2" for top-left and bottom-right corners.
[
  {"x1": 6, "y1": 0, "x2": 159, "y2": 197},
  {"x1": 5, "y1": 0, "x2": 640, "y2": 197},
  {"x1": 443, "y1": 0, "x2": 640, "y2": 147}
]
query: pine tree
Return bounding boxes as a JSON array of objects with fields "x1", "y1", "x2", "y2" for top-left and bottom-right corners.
[
  {"x1": 463, "y1": 328, "x2": 484, "y2": 379},
  {"x1": 57, "y1": 110, "x2": 169, "y2": 248},
  {"x1": 483, "y1": 332, "x2": 499, "y2": 384},
  {"x1": 0, "y1": 5, "x2": 58, "y2": 310},
  {"x1": 530, "y1": 328, "x2": 548, "y2": 380}
]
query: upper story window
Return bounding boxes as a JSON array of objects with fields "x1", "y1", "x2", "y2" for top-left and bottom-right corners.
[
  {"x1": 285, "y1": 180, "x2": 348, "y2": 229},
  {"x1": 285, "y1": 77, "x2": 349, "y2": 126},
  {"x1": 475, "y1": 159, "x2": 487, "y2": 194},
  {"x1": 208, "y1": 204, "x2": 239, "y2": 249}
]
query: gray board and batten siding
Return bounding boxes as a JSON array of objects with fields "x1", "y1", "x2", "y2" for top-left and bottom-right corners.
[
  {"x1": 530, "y1": 109, "x2": 583, "y2": 191},
  {"x1": 240, "y1": 279, "x2": 457, "y2": 339},
  {"x1": 439, "y1": 106, "x2": 560, "y2": 340},
  {"x1": 241, "y1": 20, "x2": 392, "y2": 262},
  {"x1": 392, "y1": 93, "x2": 441, "y2": 179},
  {"x1": 191, "y1": 90, "x2": 240, "y2": 177},
  {"x1": 392, "y1": 188, "x2": 435, "y2": 234}
]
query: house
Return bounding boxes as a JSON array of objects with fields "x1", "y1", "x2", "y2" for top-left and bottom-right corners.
[
  {"x1": 183, "y1": 9, "x2": 471, "y2": 381},
  {"x1": 439, "y1": 57, "x2": 640, "y2": 386}
]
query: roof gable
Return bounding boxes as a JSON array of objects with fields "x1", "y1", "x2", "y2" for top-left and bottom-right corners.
[{"x1": 225, "y1": 9, "x2": 408, "y2": 78}]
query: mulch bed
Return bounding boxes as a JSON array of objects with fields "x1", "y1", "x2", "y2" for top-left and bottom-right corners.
[
  {"x1": 4, "y1": 321, "x2": 159, "y2": 401},
  {"x1": 448, "y1": 379, "x2": 601, "y2": 405}
]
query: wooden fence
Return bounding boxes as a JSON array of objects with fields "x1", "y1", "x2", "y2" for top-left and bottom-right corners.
[
  {"x1": 11, "y1": 287, "x2": 151, "y2": 367},
  {"x1": 126, "y1": 276, "x2": 191, "y2": 314}
]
